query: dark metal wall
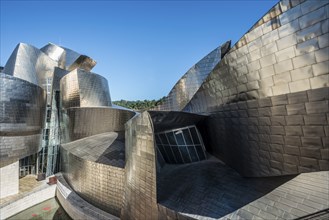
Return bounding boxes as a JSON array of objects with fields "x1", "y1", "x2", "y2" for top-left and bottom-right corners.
[{"x1": 0, "y1": 73, "x2": 46, "y2": 167}]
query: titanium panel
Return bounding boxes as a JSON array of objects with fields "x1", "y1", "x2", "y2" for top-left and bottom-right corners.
[
  {"x1": 40, "y1": 43, "x2": 65, "y2": 68},
  {"x1": 182, "y1": 0, "x2": 329, "y2": 177},
  {"x1": 61, "y1": 46, "x2": 96, "y2": 71},
  {"x1": 60, "y1": 143, "x2": 124, "y2": 217},
  {"x1": 155, "y1": 41, "x2": 230, "y2": 111},
  {"x1": 60, "y1": 69, "x2": 111, "y2": 109},
  {"x1": 61, "y1": 107, "x2": 135, "y2": 143},
  {"x1": 121, "y1": 112, "x2": 158, "y2": 219},
  {"x1": 3, "y1": 43, "x2": 58, "y2": 89},
  {"x1": 0, "y1": 73, "x2": 46, "y2": 167}
]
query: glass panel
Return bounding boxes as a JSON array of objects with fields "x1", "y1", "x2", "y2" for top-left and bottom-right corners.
[
  {"x1": 166, "y1": 132, "x2": 177, "y2": 145},
  {"x1": 159, "y1": 133, "x2": 169, "y2": 145},
  {"x1": 155, "y1": 135, "x2": 161, "y2": 145},
  {"x1": 163, "y1": 145, "x2": 176, "y2": 163},
  {"x1": 195, "y1": 145, "x2": 206, "y2": 160},
  {"x1": 183, "y1": 129, "x2": 193, "y2": 145},
  {"x1": 189, "y1": 127, "x2": 200, "y2": 144},
  {"x1": 175, "y1": 132, "x2": 185, "y2": 145},
  {"x1": 179, "y1": 146, "x2": 191, "y2": 163},
  {"x1": 187, "y1": 145, "x2": 199, "y2": 161},
  {"x1": 171, "y1": 146, "x2": 183, "y2": 163}
]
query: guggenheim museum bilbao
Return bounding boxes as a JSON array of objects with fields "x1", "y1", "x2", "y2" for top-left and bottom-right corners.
[{"x1": 0, "y1": 0, "x2": 329, "y2": 219}]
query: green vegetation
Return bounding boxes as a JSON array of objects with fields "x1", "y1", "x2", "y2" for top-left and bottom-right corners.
[{"x1": 113, "y1": 97, "x2": 166, "y2": 111}]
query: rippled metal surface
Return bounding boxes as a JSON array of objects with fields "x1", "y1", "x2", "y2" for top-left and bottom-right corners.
[
  {"x1": 60, "y1": 69, "x2": 111, "y2": 108},
  {"x1": 0, "y1": 73, "x2": 46, "y2": 167},
  {"x1": 155, "y1": 41, "x2": 230, "y2": 111},
  {"x1": 61, "y1": 107, "x2": 135, "y2": 143}
]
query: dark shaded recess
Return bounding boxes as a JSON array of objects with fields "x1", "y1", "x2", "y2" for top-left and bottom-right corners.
[{"x1": 157, "y1": 159, "x2": 296, "y2": 219}]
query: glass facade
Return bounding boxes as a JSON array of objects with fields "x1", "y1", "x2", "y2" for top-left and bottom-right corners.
[{"x1": 155, "y1": 125, "x2": 207, "y2": 164}]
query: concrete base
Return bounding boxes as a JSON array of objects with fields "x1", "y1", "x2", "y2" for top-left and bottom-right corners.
[{"x1": 0, "y1": 161, "x2": 19, "y2": 199}]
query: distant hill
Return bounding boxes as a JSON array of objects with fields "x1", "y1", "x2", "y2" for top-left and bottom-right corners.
[{"x1": 113, "y1": 97, "x2": 165, "y2": 111}]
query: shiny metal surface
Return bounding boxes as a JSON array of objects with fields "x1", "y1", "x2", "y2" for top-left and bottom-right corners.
[
  {"x1": 155, "y1": 41, "x2": 230, "y2": 111},
  {"x1": 40, "y1": 43, "x2": 66, "y2": 68},
  {"x1": 61, "y1": 107, "x2": 135, "y2": 143},
  {"x1": 61, "y1": 46, "x2": 96, "y2": 72},
  {"x1": 121, "y1": 112, "x2": 158, "y2": 219},
  {"x1": 60, "y1": 69, "x2": 112, "y2": 109},
  {"x1": 60, "y1": 133, "x2": 125, "y2": 216},
  {"x1": 0, "y1": 73, "x2": 46, "y2": 167},
  {"x1": 4, "y1": 43, "x2": 58, "y2": 89},
  {"x1": 182, "y1": 0, "x2": 329, "y2": 177},
  {"x1": 184, "y1": 0, "x2": 329, "y2": 113}
]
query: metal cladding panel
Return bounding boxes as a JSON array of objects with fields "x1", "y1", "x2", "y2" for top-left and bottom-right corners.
[
  {"x1": 60, "y1": 69, "x2": 111, "y2": 109},
  {"x1": 40, "y1": 43, "x2": 65, "y2": 68},
  {"x1": 4, "y1": 43, "x2": 58, "y2": 88},
  {"x1": 0, "y1": 73, "x2": 46, "y2": 167},
  {"x1": 0, "y1": 135, "x2": 42, "y2": 167},
  {"x1": 155, "y1": 42, "x2": 229, "y2": 111},
  {"x1": 61, "y1": 107, "x2": 136, "y2": 143},
  {"x1": 121, "y1": 112, "x2": 158, "y2": 220},
  {"x1": 61, "y1": 46, "x2": 96, "y2": 71},
  {"x1": 77, "y1": 70, "x2": 112, "y2": 107},
  {"x1": 184, "y1": 0, "x2": 329, "y2": 114},
  {"x1": 60, "y1": 69, "x2": 80, "y2": 109},
  {"x1": 60, "y1": 146, "x2": 124, "y2": 217},
  {"x1": 179, "y1": 0, "x2": 329, "y2": 178}
]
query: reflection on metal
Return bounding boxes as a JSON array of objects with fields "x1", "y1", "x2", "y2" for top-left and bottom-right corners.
[
  {"x1": 40, "y1": 43, "x2": 65, "y2": 68},
  {"x1": 60, "y1": 69, "x2": 111, "y2": 108},
  {"x1": 155, "y1": 41, "x2": 231, "y2": 111},
  {"x1": 60, "y1": 133, "x2": 125, "y2": 216},
  {"x1": 61, "y1": 107, "x2": 135, "y2": 143},
  {"x1": 0, "y1": 73, "x2": 46, "y2": 167},
  {"x1": 61, "y1": 46, "x2": 96, "y2": 71},
  {"x1": 155, "y1": 126, "x2": 207, "y2": 164}
]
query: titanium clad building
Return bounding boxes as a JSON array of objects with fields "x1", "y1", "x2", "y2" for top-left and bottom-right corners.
[{"x1": 0, "y1": 0, "x2": 328, "y2": 219}]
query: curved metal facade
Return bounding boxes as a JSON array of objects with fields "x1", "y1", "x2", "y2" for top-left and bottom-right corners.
[
  {"x1": 121, "y1": 112, "x2": 158, "y2": 219},
  {"x1": 61, "y1": 107, "x2": 135, "y2": 143},
  {"x1": 0, "y1": 73, "x2": 46, "y2": 167},
  {"x1": 183, "y1": 0, "x2": 329, "y2": 177},
  {"x1": 155, "y1": 41, "x2": 230, "y2": 111},
  {"x1": 60, "y1": 133, "x2": 125, "y2": 217},
  {"x1": 4, "y1": 43, "x2": 58, "y2": 88},
  {"x1": 60, "y1": 69, "x2": 112, "y2": 109}
]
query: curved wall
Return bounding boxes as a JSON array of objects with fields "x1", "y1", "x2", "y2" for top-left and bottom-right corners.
[
  {"x1": 183, "y1": 0, "x2": 329, "y2": 177},
  {"x1": 60, "y1": 69, "x2": 112, "y2": 109},
  {"x1": 155, "y1": 41, "x2": 229, "y2": 111},
  {"x1": 0, "y1": 73, "x2": 46, "y2": 167},
  {"x1": 60, "y1": 145, "x2": 124, "y2": 217},
  {"x1": 121, "y1": 112, "x2": 158, "y2": 219},
  {"x1": 4, "y1": 43, "x2": 58, "y2": 88},
  {"x1": 61, "y1": 107, "x2": 136, "y2": 143},
  {"x1": 40, "y1": 43, "x2": 66, "y2": 68}
]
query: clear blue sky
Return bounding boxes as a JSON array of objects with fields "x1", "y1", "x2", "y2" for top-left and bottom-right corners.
[{"x1": 1, "y1": 0, "x2": 277, "y2": 101}]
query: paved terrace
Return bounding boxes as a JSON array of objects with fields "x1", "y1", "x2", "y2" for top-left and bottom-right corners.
[
  {"x1": 157, "y1": 157, "x2": 329, "y2": 219},
  {"x1": 0, "y1": 175, "x2": 42, "y2": 206}
]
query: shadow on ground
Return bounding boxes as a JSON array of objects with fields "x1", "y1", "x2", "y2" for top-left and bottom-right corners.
[{"x1": 157, "y1": 157, "x2": 296, "y2": 219}]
